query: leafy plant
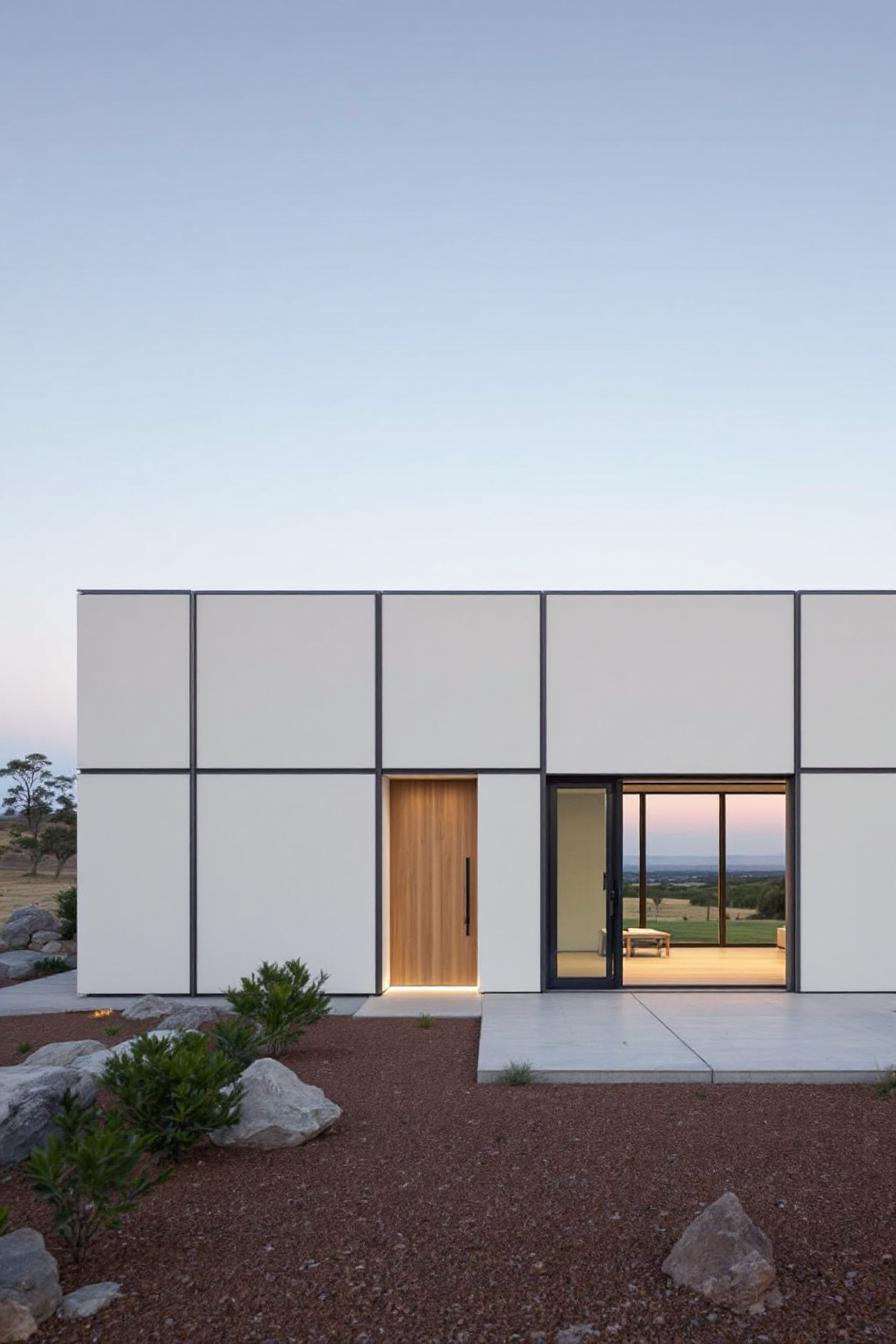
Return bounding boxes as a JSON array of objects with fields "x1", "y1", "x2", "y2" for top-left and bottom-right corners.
[
  {"x1": 417, "y1": 1013, "x2": 434, "y2": 1029},
  {"x1": 498, "y1": 1060, "x2": 534, "y2": 1086},
  {"x1": 102, "y1": 1033, "x2": 243, "y2": 1162},
  {"x1": 876, "y1": 1066, "x2": 896, "y2": 1099},
  {"x1": 104, "y1": 1025, "x2": 121, "y2": 1038},
  {"x1": 0, "y1": 1206, "x2": 9, "y2": 1236},
  {"x1": 224, "y1": 959, "x2": 330, "y2": 1059},
  {"x1": 16, "y1": 1041, "x2": 32, "y2": 1056},
  {"x1": 33, "y1": 957, "x2": 70, "y2": 976},
  {"x1": 57, "y1": 886, "x2": 77, "y2": 940},
  {"x1": 213, "y1": 1015, "x2": 260, "y2": 1072},
  {"x1": 24, "y1": 1092, "x2": 166, "y2": 1264}
]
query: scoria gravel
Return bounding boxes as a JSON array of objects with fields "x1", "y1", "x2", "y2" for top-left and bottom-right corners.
[{"x1": 0, "y1": 1012, "x2": 894, "y2": 1343}]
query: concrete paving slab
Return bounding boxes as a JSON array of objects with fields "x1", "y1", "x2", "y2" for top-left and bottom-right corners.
[
  {"x1": 0, "y1": 972, "x2": 364, "y2": 1018},
  {"x1": 477, "y1": 992, "x2": 710, "y2": 1082},
  {"x1": 640, "y1": 991, "x2": 896, "y2": 1083},
  {"x1": 355, "y1": 988, "x2": 482, "y2": 1018}
]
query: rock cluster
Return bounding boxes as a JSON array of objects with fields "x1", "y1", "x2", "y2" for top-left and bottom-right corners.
[
  {"x1": 0, "y1": 1228, "x2": 121, "y2": 1339},
  {"x1": 210, "y1": 1057, "x2": 341, "y2": 1149},
  {"x1": 0, "y1": 908, "x2": 76, "y2": 977},
  {"x1": 0, "y1": 1068, "x2": 97, "y2": 1166}
]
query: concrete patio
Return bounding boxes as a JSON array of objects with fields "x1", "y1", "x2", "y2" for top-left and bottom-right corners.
[{"x1": 477, "y1": 991, "x2": 896, "y2": 1084}]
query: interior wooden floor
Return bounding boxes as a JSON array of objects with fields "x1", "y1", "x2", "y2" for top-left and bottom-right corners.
[{"x1": 557, "y1": 946, "x2": 786, "y2": 987}]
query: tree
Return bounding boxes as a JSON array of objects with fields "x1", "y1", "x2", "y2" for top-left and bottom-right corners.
[
  {"x1": 40, "y1": 820, "x2": 78, "y2": 878},
  {"x1": 1, "y1": 754, "x2": 74, "y2": 876}
]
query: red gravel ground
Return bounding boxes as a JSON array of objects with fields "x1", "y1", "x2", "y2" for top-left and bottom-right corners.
[{"x1": 1, "y1": 1012, "x2": 894, "y2": 1344}]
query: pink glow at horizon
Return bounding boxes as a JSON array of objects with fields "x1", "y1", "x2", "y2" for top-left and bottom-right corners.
[{"x1": 622, "y1": 792, "x2": 786, "y2": 857}]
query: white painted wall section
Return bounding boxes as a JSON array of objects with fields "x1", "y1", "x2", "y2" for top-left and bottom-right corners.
[
  {"x1": 197, "y1": 774, "x2": 376, "y2": 994},
  {"x1": 78, "y1": 594, "x2": 189, "y2": 768},
  {"x1": 801, "y1": 595, "x2": 896, "y2": 767},
  {"x1": 477, "y1": 774, "x2": 541, "y2": 991},
  {"x1": 77, "y1": 774, "x2": 190, "y2": 993},
  {"x1": 197, "y1": 594, "x2": 375, "y2": 768},
  {"x1": 547, "y1": 594, "x2": 794, "y2": 774},
  {"x1": 382, "y1": 595, "x2": 540, "y2": 768},
  {"x1": 800, "y1": 772, "x2": 896, "y2": 992}
]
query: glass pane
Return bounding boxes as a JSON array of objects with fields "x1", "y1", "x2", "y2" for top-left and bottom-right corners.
[
  {"x1": 724, "y1": 794, "x2": 787, "y2": 946},
  {"x1": 556, "y1": 788, "x2": 608, "y2": 979},
  {"x1": 644, "y1": 794, "x2": 719, "y2": 944}
]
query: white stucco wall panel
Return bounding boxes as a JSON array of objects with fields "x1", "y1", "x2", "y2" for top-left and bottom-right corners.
[
  {"x1": 547, "y1": 594, "x2": 794, "y2": 774},
  {"x1": 477, "y1": 774, "x2": 542, "y2": 991},
  {"x1": 801, "y1": 595, "x2": 896, "y2": 767},
  {"x1": 78, "y1": 594, "x2": 189, "y2": 768},
  {"x1": 197, "y1": 773, "x2": 375, "y2": 994},
  {"x1": 77, "y1": 774, "x2": 190, "y2": 993},
  {"x1": 382, "y1": 595, "x2": 540, "y2": 768},
  {"x1": 197, "y1": 595, "x2": 375, "y2": 768},
  {"x1": 800, "y1": 772, "x2": 896, "y2": 992}
]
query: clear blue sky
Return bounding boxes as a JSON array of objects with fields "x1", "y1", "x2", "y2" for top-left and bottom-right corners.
[{"x1": 2, "y1": 1, "x2": 894, "y2": 770}]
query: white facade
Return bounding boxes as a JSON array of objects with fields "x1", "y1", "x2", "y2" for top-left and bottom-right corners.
[{"x1": 76, "y1": 589, "x2": 896, "y2": 996}]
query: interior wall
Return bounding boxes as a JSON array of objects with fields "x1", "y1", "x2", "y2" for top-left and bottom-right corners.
[
  {"x1": 556, "y1": 789, "x2": 606, "y2": 951},
  {"x1": 477, "y1": 774, "x2": 541, "y2": 991},
  {"x1": 77, "y1": 774, "x2": 190, "y2": 993},
  {"x1": 800, "y1": 772, "x2": 896, "y2": 992}
]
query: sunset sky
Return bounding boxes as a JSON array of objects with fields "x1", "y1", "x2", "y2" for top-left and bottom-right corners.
[
  {"x1": 2, "y1": 2, "x2": 895, "y2": 770},
  {"x1": 622, "y1": 792, "x2": 786, "y2": 859}
]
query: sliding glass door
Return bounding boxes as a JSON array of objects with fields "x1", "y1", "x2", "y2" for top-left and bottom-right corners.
[{"x1": 548, "y1": 780, "x2": 621, "y2": 988}]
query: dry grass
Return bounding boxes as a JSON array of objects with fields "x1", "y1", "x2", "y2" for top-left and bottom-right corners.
[{"x1": 0, "y1": 818, "x2": 75, "y2": 921}]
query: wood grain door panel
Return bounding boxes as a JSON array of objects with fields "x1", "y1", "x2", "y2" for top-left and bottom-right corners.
[{"x1": 389, "y1": 779, "x2": 477, "y2": 986}]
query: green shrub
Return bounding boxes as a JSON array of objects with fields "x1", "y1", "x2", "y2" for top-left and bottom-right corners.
[
  {"x1": 877, "y1": 1066, "x2": 896, "y2": 1099},
  {"x1": 497, "y1": 1060, "x2": 534, "y2": 1086},
  {"x1": 33, "y1": 957, "x2": 70, "y2": 976},
  {"x1": 101, "y1": 1033, "x2": 243, "y2": 1162},
  {"x1": 417, "y1": 1013, "x2": 434, "y2": 1029},
  {"x1": 16, "y1": 1041, "x2": 32, "y2": 1056},
  {"x1": 0, "y1": 1206, "x2": 9, "y2": 1236},
  {"x1": 24, "y1": 1093, "x2": 165, "y2": 1264},
  {"x1": 213, "y1": 1015, "x2": 261, "y2": 1072},
  {"x1": 224, "y1": 959, "x2": 330, "y2": 1059},
  {"x1": 57, "y1": 886, "x2": 77, "y2": 940}
]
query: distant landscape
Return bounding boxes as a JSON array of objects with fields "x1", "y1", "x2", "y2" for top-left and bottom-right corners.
[{"x1": 622, "y1": 858, "x2": 786, "y2": 945}]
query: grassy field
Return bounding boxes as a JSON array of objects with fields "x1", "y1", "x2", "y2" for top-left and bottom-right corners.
[{"x1": 622, "y1": 892, "x2": 782, "y2": 945}]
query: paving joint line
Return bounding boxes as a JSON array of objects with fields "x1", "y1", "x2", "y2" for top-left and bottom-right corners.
[{"x1": 631, "y1": 993, "x2": 715, "y2": 1080}]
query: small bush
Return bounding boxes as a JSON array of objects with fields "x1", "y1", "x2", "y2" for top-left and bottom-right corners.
[
  {"x1": 498, "y1": 1060, "x2": 534, "y2": 1086},
  {"x1": 224, "y1": 959, "x2": 330, "y2": 1059},
  {"x1": 104, "y1": 1025, "x2": 121, "y2": 1038},
  {"x1": 101, "y1": 1033, "x2": 243, "y2": 1162},
  {"x1": 33, "y1": 957, "x2": 70, "y2": 977},
  {"x1": 417, "y1": 1013, "x2": 434, "y2": 1029},
  {"x1": 877, "y1": 1066, "x2": 896, "y2": 1099},
  {"x1": 213, "y1": 1015, "x2": 261, "y2": 1072},
  {"x1": 57, "y1": 886, "x2": 77, "y2": 940},
  {"x1": 24, "y1": 1092, "x2": 165, "y2": 1264},
  {"x1": 16, "y1": 1041, "x2": 32, "y2": 1056},
  {"x1": 0, "y1": 1206, "x2": 9, "y2": 1236}
]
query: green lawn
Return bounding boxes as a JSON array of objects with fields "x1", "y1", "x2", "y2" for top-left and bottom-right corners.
[{"x1": 647, "y1": 919, "x2": 782, "y2": 945}]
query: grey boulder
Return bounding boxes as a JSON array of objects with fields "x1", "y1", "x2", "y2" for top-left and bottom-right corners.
[
  {"x1": 0, "y1": 954, "x2": 44, "y2": 983},
  {"x1": 34, "y1": 941, "x2": 76, "y2": 958},
  {"x1": 0, "y1": 910, "x2": 58, "y2": 951},
  {"x1": 0, "y1": 1229, "x2": 61, "y2": 1322},
  {"x1": 0, "y1": 1297, "x2": 37, "y2": 1340},
  {"x1": 28, "y1": 930, "x2": 58, "y2": 950},
  {"x1": 120, "y1": 995, "x2": 175, "y2": 1020},
  {"x1": 161, "y1": 1004, "x2": 227, "y2": 1031},
  {"x1": 20, "y1": 1041, "x2": 106, "y2": 1069},
  {"x1": 0, "y1": 1067, "x2": 97, "y2": 1165},
  {"x1": 210, "y1": 1058, "x2": 341, "y2": 1149},
  {"x1": 662, "y1": 1191, "x2": 777, "y2": 1312},
  {"x1": 58, "y1": 1281, "x2": 122, "y2": 1320}
]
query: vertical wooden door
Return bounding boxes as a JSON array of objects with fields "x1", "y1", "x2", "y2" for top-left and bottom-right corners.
[{"x1": 389, "y1": 779, "x2": 477, "y2": 986}]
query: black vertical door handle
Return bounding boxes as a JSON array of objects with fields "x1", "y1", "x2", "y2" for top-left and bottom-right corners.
[{"x1": 464, "y1": 856, "x2": 471, "y2": 935}]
